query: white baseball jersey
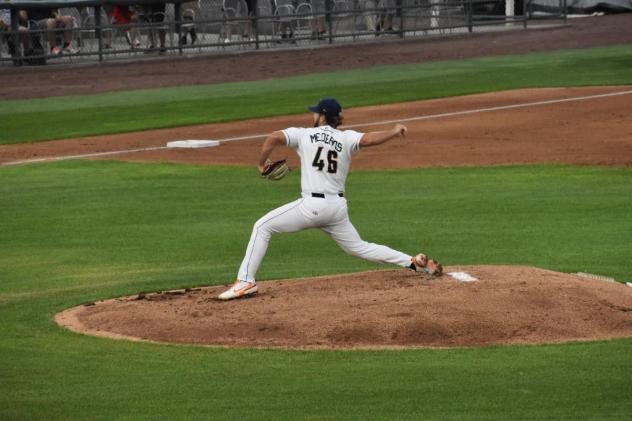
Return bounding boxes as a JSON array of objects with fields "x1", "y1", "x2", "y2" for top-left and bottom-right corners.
[
  {"x1": 235, "y1": 124, "x2": 412, "y2": 283},
  {"x1": 283, "y1": 125, "x2": 364, "y2": 195}
]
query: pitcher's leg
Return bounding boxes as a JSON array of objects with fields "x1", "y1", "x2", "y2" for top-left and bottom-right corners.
[
  {"x1": 237, "y1": 199, "x2": 308, "y2": 282},
  {"x1": 322, "y1": 217, "x2": 411, "y2": 267}
]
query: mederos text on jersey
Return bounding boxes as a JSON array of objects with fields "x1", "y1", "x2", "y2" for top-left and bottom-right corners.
[{"x1": 309, "y1": 132, "x2": 343, "y2": 153}]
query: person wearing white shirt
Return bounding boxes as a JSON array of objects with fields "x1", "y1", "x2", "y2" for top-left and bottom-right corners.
[{"x1": 219, "y1": 98, "x2": 442, "y2": 300}]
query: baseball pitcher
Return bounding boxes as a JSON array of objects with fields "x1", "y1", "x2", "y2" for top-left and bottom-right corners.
[{"x1": 219, "y1": 98, "x2": 442, "y2": 300}]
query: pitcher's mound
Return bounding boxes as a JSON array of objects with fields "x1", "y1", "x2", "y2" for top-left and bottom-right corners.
[{"x1": 55, "y1": 266, "x2": 632, "y2": 349}]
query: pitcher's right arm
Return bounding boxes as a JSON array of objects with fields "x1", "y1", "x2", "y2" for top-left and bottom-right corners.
[{"x1": 359, "y1": 124, "x2": 407, "y2": 148}]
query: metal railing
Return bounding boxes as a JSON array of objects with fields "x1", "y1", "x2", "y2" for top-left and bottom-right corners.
[{"x1": 0, "y1": 0, "x2": 567, "y2": 66}]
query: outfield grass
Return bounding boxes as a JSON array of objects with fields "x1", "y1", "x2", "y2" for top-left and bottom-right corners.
[
  {"x1": 1, "y1": 160, "x2": 631, "y2": 419},
  {"x1": 1, "y1": 44, "x2": 632, "y2": 144}
]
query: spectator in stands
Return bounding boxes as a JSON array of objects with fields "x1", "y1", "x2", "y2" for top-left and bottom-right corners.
[
  {"x1": 242, "y1": 0, "x2": 255, "y2": 42},
  {"x1": 139, "y1": 2, "x2": 166, "y2": 53},
  {"x1": 0, "y1": 9, "x2": 30, "y2": 58},
  {"x1": 359, "y1": 0, "x2": 377, "y2": 33},
  {"x1": 274, "y1": 0, "x2": 294, "y2": 42},
  {"x1": 222, "y1": 0, "x2": 254, "y2": 44},
  {"x1": 0, "y1": 9, "x2": 17, "y2": 34},
  {"x1": 220, "y1": 5, "x2": 232, "y2": 44},
  {"x1": 0, "y1": 8, "x2": 9, "y2": 30},
  {"x1": 377, "y1": 0, "x2": 395, "y2": 35},
  {"x1": 180, "y1": 2, "x2": 198, "y2": 45},
  {"x1": 310, "y1": 0, "x2": 327, "y2": 40},
  {"x1": 110, "y1": 4, "x2": 141, "y2": 48},
  {"x1": 99, "y1": 4, "x2": 115, "y2": 49},
  {"x1": 22, "y1": 7, "x2": 79, "y2": 55}
]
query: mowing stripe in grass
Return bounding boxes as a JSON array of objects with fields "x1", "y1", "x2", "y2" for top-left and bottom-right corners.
[{"x1": 2, "y1": 44, "x2": 632, "y2": 144}]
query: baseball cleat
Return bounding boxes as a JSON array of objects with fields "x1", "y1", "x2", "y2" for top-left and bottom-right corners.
[
  {"x1": 411, "y1": 253, "x2": 443, "y2": 276},
  {"x1": 218, "y1": 280, "x2": 258, "y2": 300}
]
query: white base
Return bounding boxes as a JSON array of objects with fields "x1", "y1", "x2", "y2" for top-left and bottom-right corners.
[
  {"x1": 575, "y1": 272, "x2": 616, "y2": 283},
  {"x1": 166, "y1": 140, "x2": 221, "y2": 148},
  {"x1": 447, "y1": 272, "x2": 478, "y2": 282}
]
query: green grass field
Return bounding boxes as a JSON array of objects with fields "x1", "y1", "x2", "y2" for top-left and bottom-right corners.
[
  {"x1": 2, "y1": 44, "x2": 632, "y2": 419},
  {"x1": 1, "y1": 161, "x2": 631, "y2": 419}
]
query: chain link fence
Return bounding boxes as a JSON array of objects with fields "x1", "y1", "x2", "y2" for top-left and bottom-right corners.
[{"x1": 0, "y1": 0, "x2": 567, "y2": 66}]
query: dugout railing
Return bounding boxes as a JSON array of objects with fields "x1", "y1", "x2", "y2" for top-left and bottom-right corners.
[{"x1": 0, "y1": 0, "x2": 567, "y2": 66}]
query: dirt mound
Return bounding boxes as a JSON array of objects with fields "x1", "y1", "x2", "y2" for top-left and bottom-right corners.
[{"x1": 56, "y1": 266, "x2": 632, "y2": 349}]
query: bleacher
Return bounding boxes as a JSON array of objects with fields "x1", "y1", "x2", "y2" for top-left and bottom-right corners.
[{"x1": 0, "y1": 0, "x2": 565, "y2": 66}]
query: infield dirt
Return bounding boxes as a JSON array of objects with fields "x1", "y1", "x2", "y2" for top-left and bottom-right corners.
[
  {"x1": 56, "y1": 266, "x2": 632, "y2": 349},
  {"x1": 2, "y1": 86, "x2": 632, "y2": 167}
]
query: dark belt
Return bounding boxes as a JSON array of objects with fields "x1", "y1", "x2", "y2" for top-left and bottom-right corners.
[{"x1": 312, "y1": 193, "x2": 344, "y2": 198}]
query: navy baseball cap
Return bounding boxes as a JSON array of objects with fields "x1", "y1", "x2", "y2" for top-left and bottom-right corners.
[{"x1": 308, "y1": 98, "x2": 342, "y2": 117}]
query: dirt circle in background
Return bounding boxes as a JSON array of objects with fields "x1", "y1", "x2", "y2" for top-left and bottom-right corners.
[{"x1": 55, "y1": 266, "x2": 632, "y2": 349}]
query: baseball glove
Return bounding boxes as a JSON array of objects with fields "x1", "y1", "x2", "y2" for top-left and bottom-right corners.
[{"x1": 261, "y1": 159, "x2": 289, "y2": 181}]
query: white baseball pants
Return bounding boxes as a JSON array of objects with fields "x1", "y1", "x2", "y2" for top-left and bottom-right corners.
[{"x1": 237, "y1": 194, "x2": 412, "y2": 282}]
